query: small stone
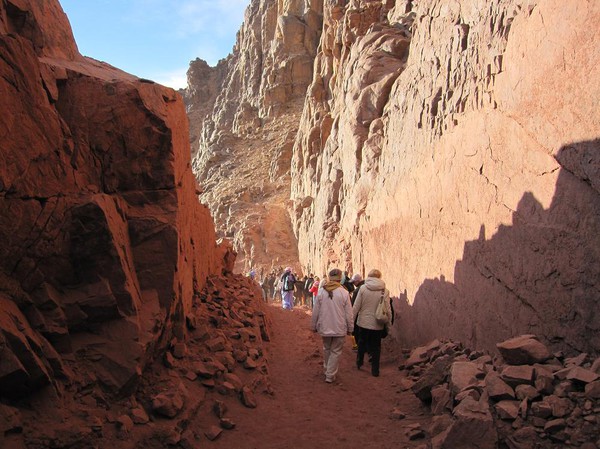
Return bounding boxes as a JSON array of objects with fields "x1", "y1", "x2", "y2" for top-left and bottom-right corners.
[
  {"x1": 585, "y1": 380, "x2": 600, "y2": 399},
  {"x1": 204, "y1": 425, "x2": 222, "y2": 441},
  {"x1": 217, "y1": 381, "x2": 236, "y2": 395},
  {"x1": 130, "y1": 407, "x2": 149, "y2": 424},
  {"x1": 501, "y1": 365, "x2": 535, "y2": 387},
  {"x1": 184, "y1": 371, "x2": 198, "y2": 382},
  {"x1": 495, "y1": 400, "x2": 520, "y2": 420},
  {"x1": 243, "y1": 358, "x2": 258, "y2": 370},
  {"x1": 531, "y1": 402, "x2": 553, "y2": 418},
  {"x1": 455, "y1": 388, "x2": 480, "y2": 403},
  {"x1": 545, "y1": 395, "x2": 573, "y2": 418},
  {"x1": 223, "y1": 373, "x2": 244, "y2": 391},
  {"x1": 486, "y1": 372, "x2": 515, "y2": 400},
  {"x1": 567, "y1": 367, "x2": 599, "y2": 384},
  {"x1": 151, "y1": 391, "x2": 184, "y2": 418},
  {"x1": 116, "y1": 415, "x2": 133, "y2": 432},
  {"x1": 390, "y1": 408, "x2": 407, "y2": 420},
  {"x1": 515, "y1": 384, "x2": 540, "y2": 401},
  {"x1": 544, "y1": 418, "x2": 566, "y2": 433},
  {"x1": 241, "y1": 386, "x2": 257, "y2": 408},
  {"x1": 213, "y1": 400, "x2": 228, "y2": 418},
  {"x1": 565, "y1": 353, "x2": 587, "y2": 367},
  {"x1": 220, "y1": 418, "x2": 236, "y2": 430},
  {"x1": 202, "y1": 379, "x2": 216, "y2": 388}
]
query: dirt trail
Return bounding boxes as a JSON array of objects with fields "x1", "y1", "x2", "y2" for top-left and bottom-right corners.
[{"x1": 208, "y1": 304, "x2": 431, "y2": 449}]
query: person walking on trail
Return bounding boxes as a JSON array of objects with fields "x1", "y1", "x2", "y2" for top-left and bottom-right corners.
[
  {"x1": 280, "y1": 267, "x2": 296, "y2": 310},
  {"x1": 310, "y1": 268, "x2": 354, "y2": 383},
  {"x1": 353, "y1": 269, "x2": 392, "y2": 377},
  {"x1": 308, "y1": 275, "x2": 320, "y2": 309},
  {"x1": 349, "y1": 273, "x2": 364, "y2": 350}
]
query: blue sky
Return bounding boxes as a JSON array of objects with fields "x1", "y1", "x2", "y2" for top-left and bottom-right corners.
[{"x1": 59, "y1": 0, "x2": 249, "y2": 89}]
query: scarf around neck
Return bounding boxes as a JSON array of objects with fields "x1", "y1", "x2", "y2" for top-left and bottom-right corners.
[{"x1": 323, "y1": 281, "x2": 341, "y2": 298}]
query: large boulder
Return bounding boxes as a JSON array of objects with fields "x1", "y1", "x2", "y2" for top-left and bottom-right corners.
[{"x1": 497, "y1": 335, "x2": 551, "y2": 365}]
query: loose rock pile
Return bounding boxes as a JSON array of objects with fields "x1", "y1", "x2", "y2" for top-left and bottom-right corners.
[
  {"x1": 399, "y1": 335, "x2": 599, "y2": 448},
  {"x1": 0, "y1": 274, "x2": 271, "y2": 448}
]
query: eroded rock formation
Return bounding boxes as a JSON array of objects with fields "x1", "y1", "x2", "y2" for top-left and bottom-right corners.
[
  {"x1": 186, "y1": 0, "x2": 599, "y2": 354},
  {"x1": 289, "y1": 0, "x2": 600, "y2": 354},
  {"x1": 185, "y1": 0, "x2": 324, "y2": 273},
  {"x1": 0, "y1": 0, "x2": 222, "y2": 401}
]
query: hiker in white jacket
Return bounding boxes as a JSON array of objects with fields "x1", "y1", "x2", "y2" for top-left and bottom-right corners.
[
  {"x1": 353, "y1": 269, "x2": 392, "y2": 377},
  {"x1": 310, "y1": 268, "x2": 354, "y2": 383}
]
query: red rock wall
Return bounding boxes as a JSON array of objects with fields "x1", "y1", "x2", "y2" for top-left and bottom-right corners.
[
  {"x1": 0, "y1": 0, "x2": 221, "y2": 398},
  {"x1": 291, "y1": 0, "x2": 600, "y2": 354}
]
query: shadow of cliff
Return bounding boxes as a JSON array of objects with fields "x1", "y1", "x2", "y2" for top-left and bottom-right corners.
[{"x1": 394, "y1": 139, "x2": 600, "y2": 355}]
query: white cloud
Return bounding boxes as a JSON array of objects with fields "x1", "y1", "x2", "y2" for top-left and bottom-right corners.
[{"x1": 151, "y1": 68, "x2": 189, "y2": 90}]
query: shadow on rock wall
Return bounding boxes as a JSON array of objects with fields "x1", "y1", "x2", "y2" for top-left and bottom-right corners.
[{"x1": 394, "y1": 139, "x2": 600, "y2": 355}]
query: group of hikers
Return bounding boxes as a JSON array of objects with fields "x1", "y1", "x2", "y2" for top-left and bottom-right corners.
[
  {"x1": 256, "y1": 269, "x2": 319, "y2": 308},
  {"x1": 252, "y1": 266, "x2": 394, "y2": 382}
]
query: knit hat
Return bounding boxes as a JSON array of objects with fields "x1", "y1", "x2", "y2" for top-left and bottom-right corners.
[
  {"x1": 350, "y1": 273, "x2": 362, "y2": 283},
  {"x1": 328, "y1": 268, "x2": 342, "y2": 281},
  {"x1": 284, "y1": 267, "x2": 292, "y2": 272}
]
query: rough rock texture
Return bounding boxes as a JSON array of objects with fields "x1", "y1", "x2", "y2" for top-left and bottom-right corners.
[
  {"x1": 0, "y1": 0, "x2": 222, "y2": 401},
  {"x1": 290, "y1": 0, "x2": 600, "y2": 354},
  {"x1": 185, "y1": 0, "x2": 324, "y2": 273},
  {"x1": 403, "y1": 337, "x2": 600, "y2": 448}
]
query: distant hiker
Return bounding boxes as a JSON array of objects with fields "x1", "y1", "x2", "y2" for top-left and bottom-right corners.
[
  {"x1": 349, "y1": 273, "x2": 364, "y2": 350},
  {"x1": 249, "y1": 269, "x2": 256, "y2": 280},
  {"x1": 308, "y1": 275, "x2": 320, "y2": 309},
  {"x1": 302, "y1": 274, "x2": 312, "y2": 304},
  {"x1": 280, "y1": 267, "x2": 296, "y2": 310},
  {"x1": 260, "y1": 276, "x2": 269, "y2": 302},
  {"x1": 353, "y1": 269, "x2": 391, "y2": 377},
  {"x1": 266, "y1": 272, "x2": 276, "y2": 300},
  {"x1": 311, "y1": 268, "x2": 354, "y2": 383},
  {"x1": 272, "y1": 272, "x2": 282, "y2": 303},
  {"x1": 341, "y1": 271, "x2": 355, "y2": 295}
]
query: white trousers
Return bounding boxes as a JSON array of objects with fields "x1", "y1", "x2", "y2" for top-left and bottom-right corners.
[{"x1": 322, "y1": 336, "x2": 345, "y2": 381}]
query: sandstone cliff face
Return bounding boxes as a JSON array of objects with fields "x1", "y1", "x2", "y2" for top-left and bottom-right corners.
[
  {"x1": 0, "y1": 0, "x2": 221, "y2": 398},
  {"x1": 186, "y1": 0, "x2": 323, "y2": 273},
  {"x1": 291, "y1": 0, "x2": 600, "y2": 354}
]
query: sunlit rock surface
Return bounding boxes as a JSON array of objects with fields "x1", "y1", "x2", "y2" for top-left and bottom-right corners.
[
  {"x1": 185, "y1": 0, "x2": 324, "y2": 273},
  {"x1": 290, "y1": 0, "x2": 600, "y2": 354}
]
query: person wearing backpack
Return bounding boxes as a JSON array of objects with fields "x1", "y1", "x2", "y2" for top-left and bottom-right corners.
[
  {"x1": 280, "y1": 267, "x2": 296, "y2": 310},
  {"x1": 311, "y1": 268, "x2": 354, "y2": 383},
  {"x1": 352, "y1": 269, "x2": 391, "y2": 377}
]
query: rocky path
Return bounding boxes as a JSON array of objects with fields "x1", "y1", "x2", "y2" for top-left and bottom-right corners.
[{"x1": 207, "y1": 303, "x2": 430, "y2": 449}]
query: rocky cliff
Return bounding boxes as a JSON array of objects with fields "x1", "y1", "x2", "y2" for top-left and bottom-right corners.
[
  {"x1": 291, "y1": 0, "x2": 600, "y2": 354},
  {"x1": 188, "y1": 0, "x2": 599, "y2": 355},
  {"x1": 0, "y1": 0, "x2": 223, "y2": 400},
  {"x1": 185, "y1": 0, "x2": 324, "y2": 273}
]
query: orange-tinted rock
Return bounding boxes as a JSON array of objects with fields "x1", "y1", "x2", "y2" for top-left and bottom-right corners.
[
  {"x1": 0, "y1": 0, "x2": 222, "y2": 399},
  {"x1": 185, "y1": 0, "x2": 324, "y2": 273},
  {"x1": 290, "y1": 0, "x2": 600, "y2": 356}
]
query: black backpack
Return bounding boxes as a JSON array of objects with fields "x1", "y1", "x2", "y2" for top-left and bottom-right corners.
[{"x1": 283, "y1": 273, "x2": 296, "y2": 291}]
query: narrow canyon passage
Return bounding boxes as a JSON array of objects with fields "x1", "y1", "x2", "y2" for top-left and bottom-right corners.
[{"x1": 208, "y1": 304, "x2": 428, "y2": 449}]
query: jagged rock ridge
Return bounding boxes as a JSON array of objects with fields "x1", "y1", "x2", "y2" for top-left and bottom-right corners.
[
  {"x1": 185, "y1": 0, "x2": 324, "y2": 273},
  {"x1": 0, "y1": 0, "x2": 223, "y2": 400}
]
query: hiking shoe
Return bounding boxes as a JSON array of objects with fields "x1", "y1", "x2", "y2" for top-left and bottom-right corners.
[{"x1": 325, "y1": 376, "x2": 335, "y2": 383}]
